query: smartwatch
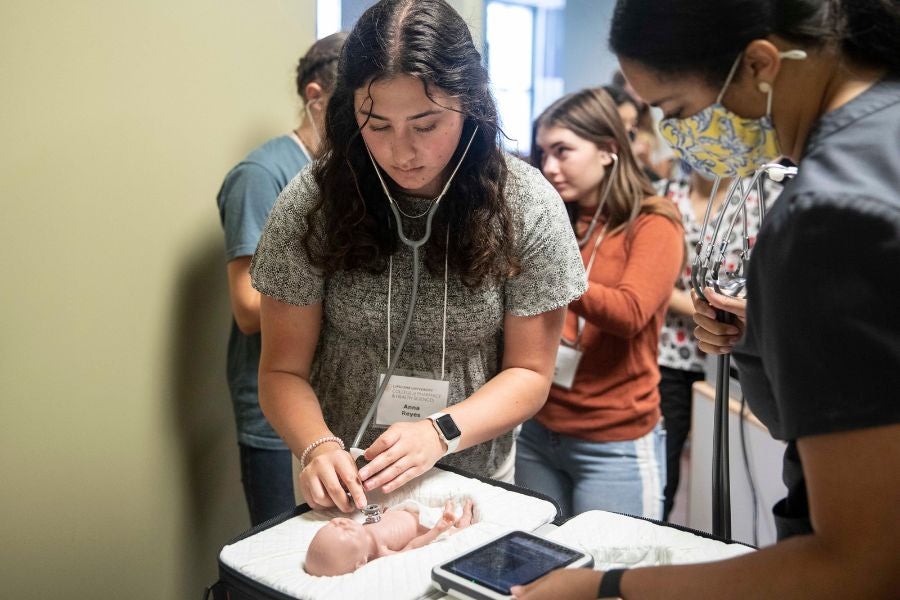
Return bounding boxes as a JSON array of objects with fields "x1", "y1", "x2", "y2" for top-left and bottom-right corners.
[
  {"x1": 427, "y1": 412, "x2": 462, "y2": 456},
  {"x1": 597, "y1": 568, "x2": 627, "y2": 599}
]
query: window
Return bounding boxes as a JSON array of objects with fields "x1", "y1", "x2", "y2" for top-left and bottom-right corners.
[
  {"x1": 486, "y1": 0, "x2": 565, "y2": 156},
  {"x1": 316, "y1": 0, "x2": 342, "y2": 39},
  {"x1": 486, "y1": 2, "x2": 535, "y2": 154}
]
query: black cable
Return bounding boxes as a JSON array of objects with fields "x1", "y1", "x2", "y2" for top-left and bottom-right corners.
[{"x1": 739, "y1": 394, "x2": 759, "y2": 546}]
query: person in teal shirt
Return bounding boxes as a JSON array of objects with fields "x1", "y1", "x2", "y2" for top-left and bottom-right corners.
[{"x1": 216, "y1": 32, "x2": 346, "y2": 526}]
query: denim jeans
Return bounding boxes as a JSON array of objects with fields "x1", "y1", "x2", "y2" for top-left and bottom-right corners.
[
  {"x1": 238, "y1": 444, "x2": 296, "y2": 526},
  {"x1": 514, "y1": 419, "x2": 666, "y2": 520}
]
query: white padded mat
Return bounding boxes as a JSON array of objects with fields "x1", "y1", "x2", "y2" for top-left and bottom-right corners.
[
  {"x1": 219, "y1": 468, "x2": 557, "y2": 600},
  {"x1": 428, "y1": 510, "x2": 755, "y2": 600},
  {"x1": 546, "y1": 510, "x2": 754, "y2": 569}
]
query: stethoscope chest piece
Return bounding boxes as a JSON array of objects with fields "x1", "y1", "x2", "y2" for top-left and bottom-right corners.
[{"x1": 362, "y1": 503, "x2": 382, "y2": 524}]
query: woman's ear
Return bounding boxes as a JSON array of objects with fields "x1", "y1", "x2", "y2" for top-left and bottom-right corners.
[
  {"x1": 742, "y1": 39, "x2": 781, "y2": 89},
  {"x1": 598, "y1": 142, "x2": 618, "y2": 166},
  {"x1": 305, "y1": 81, "x2": 325, "y2": 112}
]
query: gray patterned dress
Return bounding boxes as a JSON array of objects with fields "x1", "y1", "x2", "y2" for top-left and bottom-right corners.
[{"x1": 250, "y1": 155, "x2": 586, "y2": 477}]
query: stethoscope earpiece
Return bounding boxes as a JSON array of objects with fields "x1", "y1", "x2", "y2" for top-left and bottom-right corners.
[{"x1": 779, "y1": 49, "x2": 808, "y2": 61}]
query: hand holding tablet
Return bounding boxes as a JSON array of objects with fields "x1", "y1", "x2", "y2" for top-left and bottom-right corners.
[{"x1": 432, "y1": 531, "x2": 593, "y2": 599}]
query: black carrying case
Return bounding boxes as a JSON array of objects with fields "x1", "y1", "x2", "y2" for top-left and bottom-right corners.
[
  {"x1": 204, "y1": 464, "x2": 752, "y2": 599},
  {"x1": 204, "y1": 464, "x2": 564, "y2": 600}
]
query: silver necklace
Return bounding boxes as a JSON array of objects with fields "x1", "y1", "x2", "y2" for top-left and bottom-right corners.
[{"x1": 391, "y1": 195, "x2": 438, "y2": 219}]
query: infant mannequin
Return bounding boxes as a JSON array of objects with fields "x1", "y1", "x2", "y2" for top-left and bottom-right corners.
[{"x1": 305, "y1": 499, "x2": 475, "y2": 576}]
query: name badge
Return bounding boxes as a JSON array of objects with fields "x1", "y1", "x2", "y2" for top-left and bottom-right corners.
[
  {"x1": 553, "y1": 344, "x2": 583, "y2": 390},
  {"x1": 375, "y1": 373, "x2": 450, "y2": 427}
]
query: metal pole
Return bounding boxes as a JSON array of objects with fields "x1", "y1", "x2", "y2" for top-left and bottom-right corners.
[{"x1": 711, "y1": 313, "x2": 732, "y2": 539}]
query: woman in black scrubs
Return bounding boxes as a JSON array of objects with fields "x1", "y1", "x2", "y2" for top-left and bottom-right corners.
[{"x1": 513, "y1": 0, "x2": 900, "y2": 597}]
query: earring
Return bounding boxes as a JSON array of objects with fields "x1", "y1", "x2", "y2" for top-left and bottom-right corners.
[{"x1": 757, "y1": 81, "x2": 772, "y2": 94}]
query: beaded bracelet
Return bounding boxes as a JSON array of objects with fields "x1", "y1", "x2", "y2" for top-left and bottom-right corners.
[{"x1": 300, "y1": 435, "x2": 345, "y2": 469}]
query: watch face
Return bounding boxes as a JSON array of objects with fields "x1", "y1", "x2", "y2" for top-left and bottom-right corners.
[{"x1": 436, "y1": 414, "x2": 461, "y2": 440}]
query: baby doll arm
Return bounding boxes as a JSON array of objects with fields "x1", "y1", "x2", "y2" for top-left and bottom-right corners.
[
  {"x1": 401, "y1": 498, "x2": 482, "y2": 551},
  {"x1": 399, "y1": 501, "x2": 457, "y2": 551}
]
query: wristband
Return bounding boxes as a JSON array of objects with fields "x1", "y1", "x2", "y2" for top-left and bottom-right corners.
[
  {"x1": 300, "y1": 435, "x2": 345, "y2": 468},
  {"x1": 597, "y1": 568, "x2": 627, "y2": 599}
]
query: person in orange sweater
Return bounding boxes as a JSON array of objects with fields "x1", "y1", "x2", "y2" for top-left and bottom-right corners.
[{"x1": 518, "y1": 88, "x2": 683, "y2": 520}]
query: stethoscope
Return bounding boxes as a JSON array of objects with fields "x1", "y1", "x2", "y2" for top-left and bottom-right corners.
[
  {"x1": 348, "y1": 125, "x2": 480, "y2": 456},
  {"x1": 575, "y1": 153, "x2": 619, "y2": 248},
  {"x1": 691, "y1": 162, "x2": 797, "y2": 300},
  {"x1": 559, "y1": 153, "x2": 619, "y2": 351},
  {"x1": 693, "y1": 161, "x2": 797, "y2": 540}
]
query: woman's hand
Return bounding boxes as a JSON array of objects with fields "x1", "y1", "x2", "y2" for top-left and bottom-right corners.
[
  {"x1": 691, "y1": 287, "x2": 746, "y2": 354},
  {"x1": 511, "y1": 568, "x2": 602, "y2": 599},
  {"x1": 357, "y1": 419, "x2": 445, "y2": 494},
  {"x1": 299, "y1": 443, "x2": 368, "y2": 512}
]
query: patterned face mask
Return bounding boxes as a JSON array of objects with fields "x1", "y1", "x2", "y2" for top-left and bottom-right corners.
[{"x1": 658, "y1": 50, "x2": 806, "y2": 178}]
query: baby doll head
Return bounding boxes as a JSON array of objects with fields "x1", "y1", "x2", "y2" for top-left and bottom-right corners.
[{"x1": 305, "y1": 517, "x2": 371, "y2": 576}]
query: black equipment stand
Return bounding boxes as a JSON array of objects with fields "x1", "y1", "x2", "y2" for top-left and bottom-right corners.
[{"x1": 711, "y1": 310, "x2": 733, "y2": 539}]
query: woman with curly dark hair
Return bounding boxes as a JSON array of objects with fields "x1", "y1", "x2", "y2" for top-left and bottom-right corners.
[{"x1": 249, "y1": 0, "x2": 585, "y2": 513}]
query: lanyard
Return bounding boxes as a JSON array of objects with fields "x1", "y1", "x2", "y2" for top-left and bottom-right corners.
[
  {"x1": 562, "y1": 223, "x2": 608, "y2": 350},
  {"x1": 290, "y1": 130, "x2": 312, "y2": 162},
  {"x1": 387, "y1": 227, "x2": 450, "y2": 380}
]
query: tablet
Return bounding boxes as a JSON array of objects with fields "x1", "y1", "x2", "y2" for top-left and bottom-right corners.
[{"x1": 431, "y1": 530, "x2": 594, "y2": 600}]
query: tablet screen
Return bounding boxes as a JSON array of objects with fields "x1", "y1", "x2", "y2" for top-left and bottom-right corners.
[{"x1": 441, "y1": 531, "x2": 583, "y2": 594}]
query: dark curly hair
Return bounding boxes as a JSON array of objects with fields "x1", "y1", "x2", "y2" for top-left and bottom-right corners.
[{"x1": 306, "y1": 0, "x2": 520, "y2": 288}]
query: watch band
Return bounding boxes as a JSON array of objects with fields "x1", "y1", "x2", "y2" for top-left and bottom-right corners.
[
  {"x1": 597, "y1": 568, "x2": 627, "y2": 599},
  {"x1": 427, "y1": 412, "x2": 461, "y2": 456}
]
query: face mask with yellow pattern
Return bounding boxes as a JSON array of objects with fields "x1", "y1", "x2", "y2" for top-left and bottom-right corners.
[{"x1": 658, "y1": 49, "x2": 806, "y2": 178}]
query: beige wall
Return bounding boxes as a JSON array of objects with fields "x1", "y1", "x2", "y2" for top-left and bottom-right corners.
[
  {"x1": 0, "y1": 1, "x2": 315, "y2": 598},
  {"x1": 0, "y1": 1, "x2": 489, "y2": 598}
]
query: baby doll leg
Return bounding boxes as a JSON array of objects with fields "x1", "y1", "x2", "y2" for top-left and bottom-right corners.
[{"x1": 454, "y1": 499, "x2": 474, "y2": 529}]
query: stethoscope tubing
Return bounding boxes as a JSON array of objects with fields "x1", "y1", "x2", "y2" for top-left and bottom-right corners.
[
  {"x1": 692, "y1": 163, "x2": 797, "y2": 301},
  {"x1": 350, "y1": 126, "x2": 479, "y2": 450}
]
